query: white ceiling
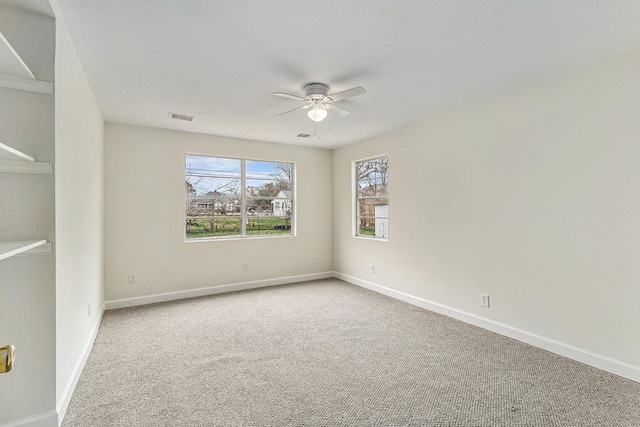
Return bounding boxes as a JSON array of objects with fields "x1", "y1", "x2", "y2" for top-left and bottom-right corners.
[{"x1": 46, "y1": 1, "x2": 640, "y2": 148}]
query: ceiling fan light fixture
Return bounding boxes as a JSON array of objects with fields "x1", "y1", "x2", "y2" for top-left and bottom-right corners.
[{"x1": 308, "y1": 106, "x2": 327, "y2": 122}]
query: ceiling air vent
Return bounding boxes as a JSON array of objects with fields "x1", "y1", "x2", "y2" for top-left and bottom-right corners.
[{"x1": 169, "y1": 112, "x2": 195, "y2": 122}]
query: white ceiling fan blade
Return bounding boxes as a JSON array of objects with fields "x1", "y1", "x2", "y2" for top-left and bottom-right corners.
[
  {"x1": 326, "y1": 103, "x2": 351, "y2": 117},
  {"x1": 274, "y1": 92, "x2": 308, "y2": 102},
  {"x1": 328, "y1": 86, "x2": 366, "y2": 102},
  {"x1": 276, "y1": 105, "x2": 310, "y2": 117}
]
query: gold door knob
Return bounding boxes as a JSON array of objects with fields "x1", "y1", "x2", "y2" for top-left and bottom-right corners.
[{"x1": 0, "y1": 345, "x2": 15, "y2": 373}]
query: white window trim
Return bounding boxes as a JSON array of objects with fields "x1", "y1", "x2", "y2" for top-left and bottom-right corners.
[{"x1": 353, "y1": 154, "x2": 389, "y2": 241}]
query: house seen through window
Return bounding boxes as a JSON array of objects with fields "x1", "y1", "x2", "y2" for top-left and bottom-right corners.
[
  {"x1": 185, "y1": 154, "x2": 294, "y2": 239},
  {"x1": 355, "y1": 156, "x2": 388, "y2": 239}
]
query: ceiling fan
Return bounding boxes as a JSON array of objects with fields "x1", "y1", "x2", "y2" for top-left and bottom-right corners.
[{"x1": 274, "y1": 83, "x2": 366, "y2": 122}]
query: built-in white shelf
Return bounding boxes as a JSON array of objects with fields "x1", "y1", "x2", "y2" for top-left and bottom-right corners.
[
  {"x1": 0, "y1": 158, "x2": 52, "y2": 174},
  {"x1": 0, "y1": 31, "x2": 52, "y2": 94},
  {"x1": 0, "y1": 74, "x2": 53, "y2": 94},
  {"x1": 0, "y1": 142, "x2": 52, "y2": 174},
  {"x1": 0, "y1": 240, "x2": 49, "y2": 261}
]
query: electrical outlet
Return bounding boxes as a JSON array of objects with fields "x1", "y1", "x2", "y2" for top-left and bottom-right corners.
[
  {"x1": 243, "y1": 263, "x2": 248, "y2": 271},
  {"x1": 314, "y1": 256, "x2": 319, "y2": 263},
  {"x1": 480, "y1": 294, "x2": 490, "y2": 307},
  {"x1": 128, "y1": 274, "x2": 136, "y2": 284},
  {"x1": 370, "y1": 265, "x2": 376, "y2": 274}
]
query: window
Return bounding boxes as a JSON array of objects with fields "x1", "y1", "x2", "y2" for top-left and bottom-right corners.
[
  {"x1": 355, "y1": 156, "x2": 388, "y2": 239},
  {"x1": 185, "y1": 154, "x2": 294, "y2": 240}
]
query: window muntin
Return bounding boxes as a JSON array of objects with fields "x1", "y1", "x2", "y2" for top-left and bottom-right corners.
[
  {"x1": 185, "y1": 154, "x2": 294, "y2": 240},
  {"x1": 355, "y1": 156, "x2": 388, "y2": 239}
]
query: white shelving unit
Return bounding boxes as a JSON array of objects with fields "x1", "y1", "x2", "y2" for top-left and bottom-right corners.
[
  {"x1": 0, "y1": 30, "x2": 52, "y2": 262},
  {"x1": 1, "y1": 7, "x2": 56, "y2": 421}
]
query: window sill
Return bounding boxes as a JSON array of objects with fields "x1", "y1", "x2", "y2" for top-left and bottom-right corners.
[
  {"x1": 354, "y1": 235, "x2": 388, "y2": 242},
  {"x1": 185, "y1": 234, "x2": 295, "y2": 243}
]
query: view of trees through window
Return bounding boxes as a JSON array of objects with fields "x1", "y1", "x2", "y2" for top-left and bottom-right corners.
[
  {"x1": 355, "y1": 156, "x2": 388, "y2": 238},
  {"x1": 185, "y1": 154, "x2": 293, "y2": 239}
]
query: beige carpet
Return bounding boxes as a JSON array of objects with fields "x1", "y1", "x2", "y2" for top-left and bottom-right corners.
[{"x1": 62, "y1": 279, "x2": 640, "y2": 426}]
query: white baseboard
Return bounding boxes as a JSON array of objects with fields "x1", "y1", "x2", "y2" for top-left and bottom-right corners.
[
  {"x1": 0, "y1": 411, "x2": 57, "y2": 427},
  {"x1": 334, "y1": 272, "x2": 640, "y2": 384},
  {"x1": 56, "y1": 304, "x2": 105, "y2": 426},
  {"x1": 105, "y1": 272, "x2": 334, "y2": 310}
]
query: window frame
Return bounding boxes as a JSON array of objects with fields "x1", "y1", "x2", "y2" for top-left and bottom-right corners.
[
  {"x1": 353, "y1": 154, "x2": 389, "y2": 240},
  {"x1": 185, "y1": 153, "x2": 295, "y2": 241}
]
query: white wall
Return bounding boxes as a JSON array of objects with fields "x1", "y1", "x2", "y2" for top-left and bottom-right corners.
[
  {"x1": 333, "y1": 52, "x2": 640, "y2": 380},
  {"x1": 53, "y1": 11, "x2": 104, "y2": 422},
  {"x1": 104, "y1": 124, "x2": 332, "y2": 304}
]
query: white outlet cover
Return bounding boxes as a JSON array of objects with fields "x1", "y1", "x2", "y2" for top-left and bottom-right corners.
[{"x1": 480, "y1": 294, "x2": 490, "y2": 307}]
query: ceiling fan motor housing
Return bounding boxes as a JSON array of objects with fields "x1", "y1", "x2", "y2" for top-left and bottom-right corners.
[{"x1": 304, "y1": 83, "x2": 330, "y2": 101}]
